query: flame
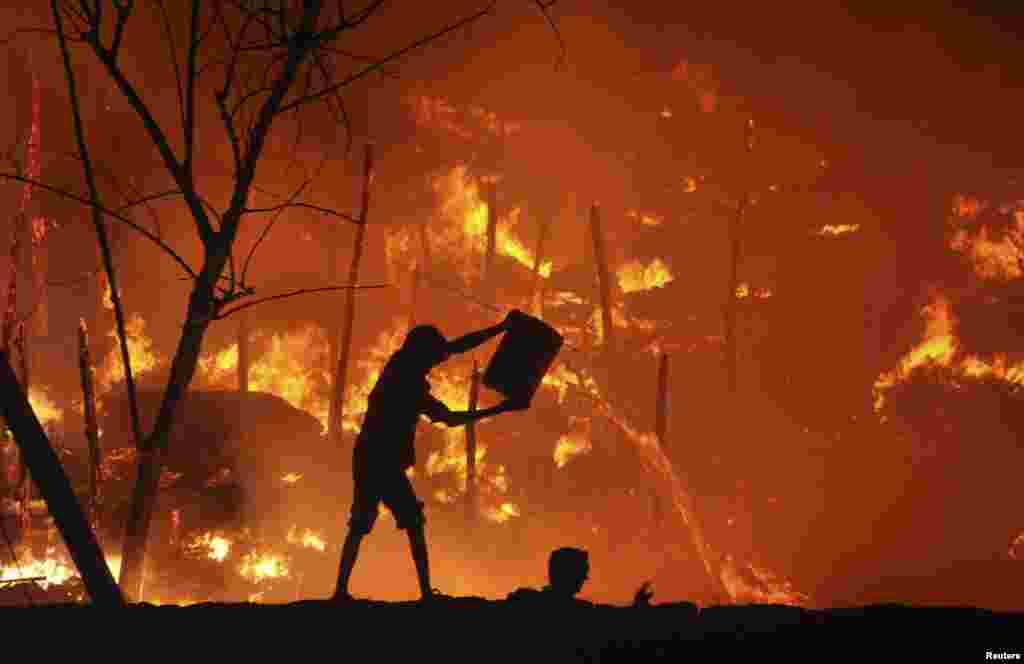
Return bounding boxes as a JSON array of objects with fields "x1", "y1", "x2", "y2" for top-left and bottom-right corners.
[
  {"x1": 719, "y1": 555, "x2": 809, "y2": 606},
  {"x1": 1010, "y1": 532, "x2": 1024, "y2": 560},
  {"x1": 281, "y1": 472, "x2": 303, "y2": 484},
  {"x1": 103, "y1": 280, "x2": 113, "y2": 311},
  {"x1": 873, "y1": 292, "x2": 1024, "y2": 412},
  {"x1": 553, "y1": 418, "x2": 592, "y2": 468},
  {"x1": 817, "y1": 224, "x2": 860, "y2": 236},
  {"x1": 99, "y1": 314, "x2": 163, "y2": 392},
  {"x1": 196, "y1": 343, "x2": 238, "y2": 386},
  {"x1": 626, "y1": 210, "x2": 664, "y2": 226},
  {"x1": 27, "y1": 386, "x2": 62, "y2": 428},
  {"x1": 617, "y1": 258, "x2": 674, "y2": 294},
  {"x1": 431, "y1": 166, "x2": 552, "y2": 282},
  {"x1": 0, "y1": 549, "x2": 121, "y2": 591},
  {"x1": 735, "y1": 283, "x2": 773, "y2": 300},
  {"x1": 238, "y1": 552, "x2": 289, "y2": 582},
  {"x1": 286, "y1": 526, "x2": 327, "y2": 552},
  {"x1": 186, "y1": 532, "x2": 233, "y2": 562},
  {"x1": 948, "y1": 195, "x2": 1023, "y2": 280}
]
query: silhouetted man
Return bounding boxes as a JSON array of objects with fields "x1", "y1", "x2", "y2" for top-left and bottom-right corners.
[
  {"x1": 332, "y1": 313, "x2": 528, "y2": 603},
  {"x1": 507, "y1": 546, "x2": 653, "y2": 607}
]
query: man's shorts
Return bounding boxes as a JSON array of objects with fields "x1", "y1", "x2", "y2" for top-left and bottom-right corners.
[{"x1": 348, "y1": 463, "x2": 425, "y2": 535}]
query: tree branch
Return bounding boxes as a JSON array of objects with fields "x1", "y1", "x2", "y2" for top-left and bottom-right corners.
[
  {"x1": 52, "y1": 0, "x2": 144, "y2": 450},
  {"x1": 215, "y1": 284, "x2": 390, "y2": 320},
  {"x1": 278, "y1": 3, "x2": 497, "y2": 115},
  {"x1": 0, "y1": 173, "x2": 196, "y2": 279}
]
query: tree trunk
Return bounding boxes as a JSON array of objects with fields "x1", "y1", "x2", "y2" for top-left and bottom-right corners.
[
  {"x1": 118, "y1": 279, "x2": 218, "y2": 601},
  {"x1": 465, "y1": 362, "x2": 480, "y2": 526},
  {"x1": 0, "y1": 350, "x2": 124, "y2": 607},
  {"x1": 326, "y1": 220, "x2": 340, "y2": 439},
  {"x1": 589, "y1": 203, "x2": 615, "y2": 354},
  {"x1": 329, "y1": 145, "x2": 374, "y2": 445},
  {"x1": 77, "y1": 320, "x2": 101, "y2": 527}
]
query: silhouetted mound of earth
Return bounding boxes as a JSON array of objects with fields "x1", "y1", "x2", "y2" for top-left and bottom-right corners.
[{"x1": 8, "y1": 598, "x2": 1020, "y2": 658}]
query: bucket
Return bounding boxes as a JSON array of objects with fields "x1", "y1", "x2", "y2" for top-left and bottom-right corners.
[{"x1": 483, "y1": 312, "x2": 564, "y2": 405}]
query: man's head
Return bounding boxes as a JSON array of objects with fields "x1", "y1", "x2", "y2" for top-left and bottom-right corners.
[
  {"x1": 548, "y1": 547, "x2": 589, "y2": 597},
  {"x1": 402, "y1": 325, "x2": 450, "y2": 370}
]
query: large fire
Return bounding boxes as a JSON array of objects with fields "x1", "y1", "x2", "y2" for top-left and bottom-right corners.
[
  {"x1": 430, "y1": 166, "x2": 552, "y2": 282},
  {"x1": 27, "y1": 386, "x2": 62, "y2": 428}
]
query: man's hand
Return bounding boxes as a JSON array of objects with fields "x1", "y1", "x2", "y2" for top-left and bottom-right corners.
[
  {"x1": 502, "y1": 309, "x2": 527, "y2": 330},
  {"x1": 632, "y1": 581, "x2": 654, "y2": 607}
]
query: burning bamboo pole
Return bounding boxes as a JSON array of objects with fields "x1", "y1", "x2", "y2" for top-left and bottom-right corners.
[
  {"x1": 0, "y1": 350, "x2": 124, "y2": 607},
  {"x1": 589, "y1": 203, "x2": 615, "y2": 353},
  {"x1": 724, "y1": 119, "x2": 755, "y2": 394},
  {"x1": 484, "y1": 178, "x2": 498, "y2": 298},
  {"x1": 465, "y1": 362, "x2": 480, "y2": 525},
  {"x1": 531, "y1": 213, "x2": 551, "y2": 318},
  {"x1": 329, "y1": 144, "x2": 375, "y2": 444},
  {"x1": 237, "y1": 312, "x2": 250, "y2": 393},
  {"x1": 77, "y1": 320, "x2": 101, "y2": 527}
]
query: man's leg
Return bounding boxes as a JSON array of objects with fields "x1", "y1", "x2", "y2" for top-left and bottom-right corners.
[
  {"x1": 406, "y1": 524, "x2": 432, "y2": 599},
  {"x1": 334, "y1": 528, "x2": 364, "y2": 598}
]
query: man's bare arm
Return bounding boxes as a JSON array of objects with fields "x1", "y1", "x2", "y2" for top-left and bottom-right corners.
[
  {"x1": 445, "y1": 321, "x2": 506, "y2": 355},
  {"x1": 423, "y1": 395, "x2": 526, "y2": 427}
]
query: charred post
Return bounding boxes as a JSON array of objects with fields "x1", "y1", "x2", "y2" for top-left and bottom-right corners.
[
  {"x1": 330, "y1": 144, "x2": 375, "y2": 444},
  {"x1": 465, "y1": 361, "x2": 481, "y2": 525},
  {"x1": 589, "y1": 203, "x2": 615, "y2": 354},
  {"x1": 484, "y1": 179, "x2": 498, "y2": 299},
  {"x1": 531, "y1": 213, "x2": 551, "y2": 318},
  {"x1": 238, "y1": 312, "x2": 250, "y2": 394},
  {"x1": 0, "y1": 351, "x2": 124, "y2": 607},
  {"x1": 77, "y1": 320, "x2": 101, "y2": 526}
]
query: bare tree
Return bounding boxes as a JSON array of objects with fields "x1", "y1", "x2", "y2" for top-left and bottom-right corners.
[{"x1": 4, "y1": 0, "x2": 564, "y2": 602}]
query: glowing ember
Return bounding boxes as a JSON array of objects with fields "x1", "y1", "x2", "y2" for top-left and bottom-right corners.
[
  {"x1": 1010, "y1": 532, "x2": 1024, "y2": 560},
  {"x1": 817, "y1": 224, "x2": 860, "y2": 236},
  {"x1": 281, "y1": 472, "x2": 303, "y2": 484},
  {"x1": 286, "y1": 526, "x2": 327, "y2": 552},
  {"x1": 238, "y1": 552, "x2": 289, "y2": 582},
  {"x1": 617, "y1": 258, "x2": 674, "y2": 294},
  {"x1": 186, "y1": 532, "x2": 233, "y2": 562},
  {"x1": 735, "y1": 283, "x2": 773, "y2": 300},
  {"x1": 720, "y1": 556, "x2": 809, "y2": 606},
  {"x1": 627, "y1": 210, "x2": 664, "y2": 226}
]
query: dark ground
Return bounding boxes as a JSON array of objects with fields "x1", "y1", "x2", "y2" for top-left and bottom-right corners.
[{"x1": 2, "y1": 596, "x2": 1020, "y2": 660}]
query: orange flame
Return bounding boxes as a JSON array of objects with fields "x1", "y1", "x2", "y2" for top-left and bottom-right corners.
[
  {"x1": 186, "y1": 532, "x2": 233, "y2": 562},
  {"x1": 873, "y1": 292, "x2": 1024, "y2": 412},
  {"x1": 817, "y1": 224, "x2": 860, "y2": 236},
  {"x1": 238, "y1": 552, "x2": 289, "y2": 582},
  {"x1": 617, "y1": 258, "x2": 674, "y2": 294},
  {"x1": 431, "y1": 166, "x2": 552, "y2": 282},
  {"x1": 286, "y1": 526, "x2": 327, "y2": 552},
  {"x1": 27, "y1": 386, "x2": 62, "y2": 428},
  {"x1": 99, "y1": 314, "x2": 163, "y2": 392}
]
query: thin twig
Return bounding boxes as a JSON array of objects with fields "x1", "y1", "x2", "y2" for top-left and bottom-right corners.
[{"x1": 215, "y1": 284, "x2": 390, "y2": 319}]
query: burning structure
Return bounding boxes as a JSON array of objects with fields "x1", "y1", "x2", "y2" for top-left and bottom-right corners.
[{"x1": 1, "y1": 2, "x2": 1022, "y2": 613}]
